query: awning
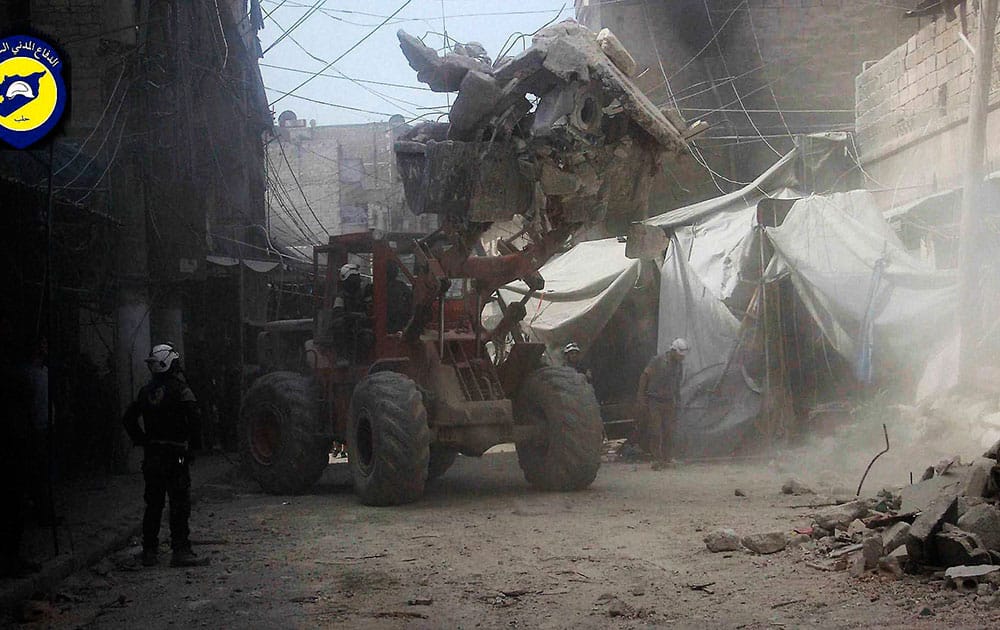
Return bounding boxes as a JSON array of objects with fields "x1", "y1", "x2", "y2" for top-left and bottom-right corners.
[{"x1": 206, "y1": 255, "x2": 282, "y2": 274}]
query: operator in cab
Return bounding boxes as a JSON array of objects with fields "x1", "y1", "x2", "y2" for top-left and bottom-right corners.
[{"x1": 332, "y1": 263, "x2": 374, "y2": 366}]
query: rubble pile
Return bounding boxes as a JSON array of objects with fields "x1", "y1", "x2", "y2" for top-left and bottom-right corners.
[
  {"x1": 706, "y1": 440, "x2": 1000, "y2": 597},
  {"x1": 393, "y1": 21, "x2": 698, "y2": 231}
]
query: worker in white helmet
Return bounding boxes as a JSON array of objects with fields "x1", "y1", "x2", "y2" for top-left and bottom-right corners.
[
  {"x1": 122, "y1": 343, "x2": 209, "y2": 568},
  {"x1": 636, "y1": 337, "x2": 689, "y2": 467},
  {"x1": 562, "y1": 342, "x2": 592, "y2": 383},
  {"x1": 332, "y1": 263, "x2": 373, "y2": 366}
]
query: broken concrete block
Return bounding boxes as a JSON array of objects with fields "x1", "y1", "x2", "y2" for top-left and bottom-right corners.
[
  {"x1": 958, "y1": 503, "x2": 1000, "y2": 552},
  {"x1": 906, "y1": 493, "x2": 958, "y2": 565},
  {"x1": 703, "y1": 528, "x2": 741, "y2": 553},
  {"x1": 596, "y1": 28, "x2": 636, "y2": 77},
  {"x1": 847, "y1": 519, "x2": 868, "y2": 539},
  {"x1": 848, "y1": 552, "x2": 867, "y2": 577},
  {"x1": 449, "y1": 71, "x2": 502, "y2": 137},
  {"x1": 862, "y1": 534, "x2": 883, "y2": 570},
  {"x1": 814, "y1": 500, "x2": 870, "y2": 531},
  {"x1": 945, "y1": 564, "x2": 1000, "y2": 592},
  {"x1": 787, "y1": 533, "x2": 812, "y2": 548},
  {"x1": 962, "y1": 457, "x2": 999, "y2": 498},
  {"x1": 741, "y1": 532, "x2": 787, "y2": 555},
  {"x1": 882, "y1": 521, "x2": 911, "y2": 555},
  {"x1": 985, "y1": 436, "x2": 1000, "y2": 460},
  {"x1": 878, "y1": 555, "x2": 904, "y2": 579},
  {"x1": 958, "y1": 495, "x2": 986, "y2": 519},
  {"x1": 781, "y1": 478, "x2": 814, "y2": 495},
  {"x1": 901, "y1": 473, "x2": 964, "y2": 513},
  {"x1": 935, "y1": 524, "x2": 993, "y2": 567}
]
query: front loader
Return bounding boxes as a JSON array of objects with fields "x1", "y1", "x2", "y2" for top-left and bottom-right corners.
[{"x1": 239, "y1": 22, "x2": 697, "y2": 504}]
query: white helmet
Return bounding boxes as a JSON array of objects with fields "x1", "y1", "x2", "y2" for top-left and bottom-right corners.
[
  {"x1": 670, "y1": 337, "x2": 690, "y2": 355},
  {"x1": 339, "y1": 263, "x2": 360, "y2": 282},
  {"x1": 563, "y1": 342, "x2": 581, "y2": 355},
  {"x1": 145, "y1": 343, "x2": 180, "y2": 374}
]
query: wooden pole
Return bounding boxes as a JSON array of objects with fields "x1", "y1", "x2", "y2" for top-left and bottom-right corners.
[{"x1": 958, "y1": 0, "x2": 999, "y2": 383}]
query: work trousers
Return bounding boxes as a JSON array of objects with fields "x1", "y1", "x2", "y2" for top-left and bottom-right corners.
[
  {"x1": 142, "y1": 451, "x2": 191, "y2": 552},
  {"x1": 645, "y1": 399, "x2": 677, "y2": 461}
]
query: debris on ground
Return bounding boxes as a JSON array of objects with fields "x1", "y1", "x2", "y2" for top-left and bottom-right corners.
[{"x1": 713, "y1": 445, "x2": 1000, "y2": 601}]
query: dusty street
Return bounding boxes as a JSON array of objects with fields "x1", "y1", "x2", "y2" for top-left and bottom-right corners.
[{"x1": 11, "y1": 450, "x2": 998, "y2": 629}]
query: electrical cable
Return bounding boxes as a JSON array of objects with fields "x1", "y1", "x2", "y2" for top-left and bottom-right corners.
[
  {"x1": 263, "y1": 0, "x2": 327, "y2": 55},
  {"x1": 275, "y1": 134, "x2": 331, "y2": 236},
  {"x1": 268, "y1": 0, "x2": 414, "y2": 108}
]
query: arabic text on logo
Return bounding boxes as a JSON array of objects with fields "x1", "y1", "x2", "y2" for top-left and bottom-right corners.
[{"x1": 0, "y1": 35, "x2": 67, "y2": 149}]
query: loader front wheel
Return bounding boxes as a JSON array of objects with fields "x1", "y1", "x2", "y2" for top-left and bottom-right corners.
[
  {"x1": 348, "y1": 372, "x2": 430, "y2": 505},
  {"x1": 514, "y1": 367, "x2": 603, "y2": 491},
  {"x1": 239, "y1": 371, "x2": 330, "y2": 495}
]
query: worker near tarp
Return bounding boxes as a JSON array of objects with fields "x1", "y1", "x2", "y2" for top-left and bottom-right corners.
[
  {"x1": 562, "y1": 342, "x2": 593, "y2": 383},
  {"x1": 332, "y1": 263, "x2": 374, "y2": 366},
  {"x1": 123, "y1": 343, "x2": 209, "y2": 568},
  {"x1": 636, "y1": 338, "x2": 689, "y2": 465}
]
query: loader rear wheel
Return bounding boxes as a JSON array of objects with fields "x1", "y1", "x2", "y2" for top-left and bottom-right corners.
[
  {"x1": 239, "y1": 371, "x2": 330, "y2": 495},
  {"x1": 427, "y1": 445, "x2": 458, "y2": 481},
  {"x1": 348, "y1": 372, "x2": 430, "y2": 505},
  {"x1": 514, "y1": 366, "x2": 603, "y2": 491}
]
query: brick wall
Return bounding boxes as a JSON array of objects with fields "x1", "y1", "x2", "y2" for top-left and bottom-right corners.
[
  {"x1": 269, "y1": 118, "x2": 435, "y2": 245},
  {"x1": 856, "y1": 3, "x2": 1000, "y2": 202},
  {"x1": 577, "y1": 0, "x2": 915, "y2": 209}
]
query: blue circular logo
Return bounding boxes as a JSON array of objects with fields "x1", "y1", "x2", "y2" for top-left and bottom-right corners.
[{"x1": 0, "y1": 35, "x2": 67, "y2": 149}]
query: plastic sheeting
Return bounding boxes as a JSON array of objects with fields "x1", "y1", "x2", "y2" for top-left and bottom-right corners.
[
  {"x1": 494, "y1": 238, "x2": 640, "y2": 354},
  {"x1": 765, "y1": 191, "x2": 957, "y2": 390}
]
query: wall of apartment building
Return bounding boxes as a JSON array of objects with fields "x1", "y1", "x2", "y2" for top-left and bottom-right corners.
[
  {"x1": 575, "y1": 0, "x2": 916, "y2": 209},
  {"x1": 269, "y1": 115, "x2": 435, "y2": 246},
  {"x1": 856, "y1": 3, "x2": 1000, "y2": 208}
]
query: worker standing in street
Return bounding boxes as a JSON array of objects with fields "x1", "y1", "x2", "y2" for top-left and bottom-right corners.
[
  {"x1": 636, "y1": 338, "x2": 688, "y2": 468},
  {"x1": 123, "y1": 343, "x2": 209, "y2": 568}
]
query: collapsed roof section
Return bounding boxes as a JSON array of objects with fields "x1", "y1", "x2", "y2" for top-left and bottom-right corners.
[{"x1": 393, "y1": 21, "x2": 699, "y2": 233}]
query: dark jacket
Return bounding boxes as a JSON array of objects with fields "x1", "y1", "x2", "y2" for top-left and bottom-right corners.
[
  {"x1": 637, "y1": 352, "x2": 683, "y2": 404},
  {"x1": 123, "y1": 372, "x2": 201, "y2": 454}
]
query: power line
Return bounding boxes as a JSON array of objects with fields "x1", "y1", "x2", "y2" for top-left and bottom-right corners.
[
  {"x1": 260, "y1": 62, "x2": 433, "y2": 92},
  {"x1": 275, "y1": 135, "x2": 332, "y2": 236},
  {"x1": 268, "y1": 0, "x2": 415, "y2": 108},
  {"x1": 264, "y1": 86, "x2": 398, "y2": 117},
  {"x1": 262, "y1": 0, "x2": 327, "y2": 55}
]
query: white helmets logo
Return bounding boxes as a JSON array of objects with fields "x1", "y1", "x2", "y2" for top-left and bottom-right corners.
[
  {"x1": 145, "y1": 343, "x2": 180, "y2": 374},
  {"x1": 339, "y1": 263, "x2": 360, "y2": 282}
]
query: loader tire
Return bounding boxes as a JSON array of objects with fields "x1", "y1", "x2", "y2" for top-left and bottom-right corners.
[
  {"x1": 514, "y1": 366, "x2": 603, "y2": 491},
  {"x1": 348, "y1": 372, "x2": 430, "y2": 505},
  {"x1": 427, "y1": 445, "x2": 458, "y2": 481},
  {"x1": 239, "y1": 371, "x2": 330, "y2": 495}
]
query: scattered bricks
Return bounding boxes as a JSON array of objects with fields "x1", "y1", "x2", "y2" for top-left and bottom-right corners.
[
  {"x1": 934, "y1": 524, "x2": 993, "y2": 568},
  {"x1": 958, "y1": 503, "x2": 1000, "y2": 552},
  {"x1": 741, "y1": 532, "x2": 787, "y2": 555},
  {"x1": 906, "y1": 493, "x2": 958, "y2": 565},
  {"x1": 814, "y1": 500, "x2": 870, "y2": 531},
  {"x1": 862, "y1": 534, "x2": 883, "y2": 570},
  {"x1": 882, "y1": 522, "x2": 911, "y2": 555},
  {"x1": 961, "y1": 457, "x2": 999, "y2": 498},
  {"x1": 703, "y1": 529, "x2": 741, "y2": 553},
  {"x1": 781, "y1": 479, "x2": 814, "y2": 495}
]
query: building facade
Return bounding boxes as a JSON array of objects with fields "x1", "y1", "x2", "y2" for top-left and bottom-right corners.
[
  {"x1": 575, "y1": 0, "x2": 917, "y2": 210},
  {"x1": 267, "y1": 112, "x2": 435, "y2": 253}
]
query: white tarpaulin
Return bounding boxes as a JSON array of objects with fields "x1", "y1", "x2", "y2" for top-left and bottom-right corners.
[
  {"x1": 495, "y1": 238, "x2": 640, "y2": 353},
  {"x1": 765, "y1": 191, "x2": 957, "y2": 388}
]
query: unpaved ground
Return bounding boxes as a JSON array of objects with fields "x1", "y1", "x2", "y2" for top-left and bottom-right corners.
[{"x1": 11, "y1": 452, "x2": 1000, "y2": 629}]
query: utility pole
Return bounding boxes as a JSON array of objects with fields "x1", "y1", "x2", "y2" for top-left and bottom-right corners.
[{"x1": 958, "y1": 0, "x2": 998, "y2": 384}]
